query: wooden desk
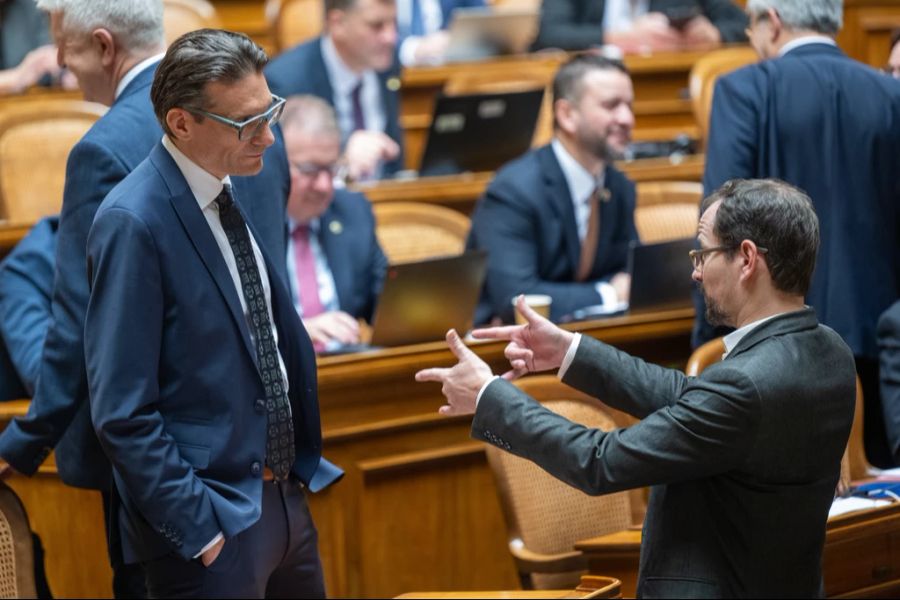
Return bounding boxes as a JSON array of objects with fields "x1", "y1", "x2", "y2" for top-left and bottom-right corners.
[
  {"x1": 576, "y1": 502, "x2": 900, "y2": 599},
  {"x1": 357, "y1": 154, "x2": 704, "y2": 216},
  {"x1": 398, "y1": 49, "x2": 715, "y2": 171},
  {"x1": 0, "y1": 308, "x2": 693, "y2": 598}
]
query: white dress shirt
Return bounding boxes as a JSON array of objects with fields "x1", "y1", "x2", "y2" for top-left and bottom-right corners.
[
  {"x1": 114, "y1": 52, "x2": 165, "y2": 101},
  {"x1": 321, "y1": 35, "x2": 387, "y2": 144},
  {"x1": 603, "y1": 0, "x2": 651, "y2": 34},
  {"x1": 778, "y1": 35, "x2": 837, "y2": 57},
  {"x1": 550, "y1": 139, "x2": 619, "y2": 308}
]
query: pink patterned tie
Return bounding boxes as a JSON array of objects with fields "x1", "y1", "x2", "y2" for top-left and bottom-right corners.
[{"x1": 292, "y1": 225, "x2": 325, "y2": 318}]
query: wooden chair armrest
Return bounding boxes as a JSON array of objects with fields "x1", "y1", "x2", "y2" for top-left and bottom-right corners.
[{"x1": 509, "y1": 539, "x2": 588, "y2": 573}]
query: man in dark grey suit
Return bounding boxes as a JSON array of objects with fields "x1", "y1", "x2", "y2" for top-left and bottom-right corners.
[{"x1": 417, "y1": 178, "x2": 856, "y2": 598}]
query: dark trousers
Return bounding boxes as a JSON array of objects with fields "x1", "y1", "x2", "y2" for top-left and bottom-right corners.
[
  {"x1": 858, "y1": 356, "x2": 896, "y2": 469},
  {"x1": 143, "y1": 480, "x2": 324, "y2": 599},
  {"x1": 102, "y1": 489, "x2": 149, "y2": 598}
]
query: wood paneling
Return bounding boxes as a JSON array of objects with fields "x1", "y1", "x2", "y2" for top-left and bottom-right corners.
[{"x1": 0, "y1": 309, "x2": 693, "y2": 598}]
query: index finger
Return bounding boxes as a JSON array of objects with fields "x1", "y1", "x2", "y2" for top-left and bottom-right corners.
[
  {"x1": 471, "y1": 325, "x2": 521, "y2": 341},
  {"x1": 415, "y1": 367, "x2": 451, "y2": 383}
]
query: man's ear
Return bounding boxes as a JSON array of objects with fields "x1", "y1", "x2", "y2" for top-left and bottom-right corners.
[
  {"x1": 92, "y1": 28, "x2": 116, "y2": 68},
  {"x1": 166, "y1": 108, "x2": 195, "y2": 142},
  {"x1": 738, "y1": 240, "x2": 764, "y2": 281},
  {"x1": 554, "y1": 98, "x2": 576, "y2": 136},
  {"x1": 766, "y1": 7, "x2": 783, "y2": 44}
]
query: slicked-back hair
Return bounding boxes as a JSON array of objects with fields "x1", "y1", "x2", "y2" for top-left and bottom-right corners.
[
  {"x1": 551, "y1": 54, "x2": 629, "y2": 129},
  {"x1": 702, "y1": 179, "x2": 820, "y2": 296},
  {"x1": 746, "y1": 0, "x2": 843, "y2": 35},
  {"x1": 36, "y1": 0, "x2": 164, "y2": 53},
  {"x1": 891, "y1": 28, "x2": 900, "y2": 51},
  {"x1": 151, "y1": 29, "x2": 269, "y2": 137}
]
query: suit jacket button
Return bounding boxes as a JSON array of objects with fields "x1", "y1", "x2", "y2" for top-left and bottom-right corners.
[
  {"x1": 254, "y1": 399, "x2": 266, "y2": 414},
  {"x1": 250, "y1": 461, "x2": 262, "y2": 476}
]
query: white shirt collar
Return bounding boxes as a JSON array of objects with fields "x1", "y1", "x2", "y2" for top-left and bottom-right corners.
[
  {"x1": 722, "y1": 312, "x2": 786, "y2": 357},
  {"x1": 778, "y1": 35, "x2": 836, "y2": 57},
  {"x1": 114, "y1": 53, "x2": 165, "y2": 100},
  {"x1": 321, "y1": 35, "x2": 365, "y2": 97},
  {"x1": 551, "y1": 138, "x2": 605, "y2": 207},
  {"x1": 161, "y1": 135, "x2": 233, "y2": 211}
]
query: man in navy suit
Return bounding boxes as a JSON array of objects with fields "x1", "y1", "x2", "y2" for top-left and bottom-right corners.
[
  {"x1": 265, "y1": 0, "x2": 404, "y2": 180},
  {"x1": 0, "y1": 2, "x2": 291, "y2": 596},
  {"x1": 468, "y1": 54, "x2": 638, "y2": 324},
  {"x1": 85, "y1": 29, "x2": 341, "y2": 598},
  {"x1": 281, "y1": 95, "x2": 387, "y2": 350},
  {"x1": 699, "y1": 0, "x2": 900, "y2": 468},
  {"x1": 0, "y1": 217, "x2": 58, "y2": 400},
  {"x1": 395, "y1": 0, "x2": 485, "y2": 66}
]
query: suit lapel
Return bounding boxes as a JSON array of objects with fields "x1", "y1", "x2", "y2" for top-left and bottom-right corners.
[
  {"x1": 319, "y1": 203, "x2": 352, "y2": 310},
  {"x1": 539, "y1": 146, "x2": 581, "y2": 271},
  {"x1": 312, "y1": 38, "x2": 336, "y2": 101},
  {"x1": 150, "y1": 145, "x2": 258, "y2": 363}
]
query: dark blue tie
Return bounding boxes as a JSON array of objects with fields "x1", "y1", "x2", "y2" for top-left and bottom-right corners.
[
  {"x1": 215, "y1": 186, "x2": 295, "y2": 480},
  {"x1": 350, "y1": 80, "x2": 366, "y2": 133}
]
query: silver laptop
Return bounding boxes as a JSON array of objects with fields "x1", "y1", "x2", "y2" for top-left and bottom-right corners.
[{"x1": 443, "y1": 7, "x2": 539, "y2": 63}]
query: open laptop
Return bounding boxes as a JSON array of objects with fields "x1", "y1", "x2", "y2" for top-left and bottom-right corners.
[
  {"x1": 567, "y1": 238, "x2": 696, "y2": 321},
  {"x1": 443, "y1": 7, "x2": 539, "y2": 63},
  {"x1": 418, "y1": 88, "x2": 544, "y2": 177},
  {"x1": 321, "y1": 251, "x2": 488, "y2": 353}
]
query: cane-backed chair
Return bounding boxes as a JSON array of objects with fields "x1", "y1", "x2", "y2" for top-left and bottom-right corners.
[{"x1": 372, "y1": 202, "x2": 471, "y2": 264}]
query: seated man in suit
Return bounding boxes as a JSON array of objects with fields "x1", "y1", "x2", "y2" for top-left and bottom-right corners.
[
  {"x1": 85, "y1": 29, "x2": 341, "y2": 597},
  {"x1": 266, "y1": 0, "x2": 404, "y2": 180},
  {"x1": 468, "y1": 54, "x2": 638, "y2": 324},
  {"x1": 281, "y1": 95, "x2": 388, "y2": 350},
  {"x1": 418, "y1": 178, "x2": 857, "y2": 598},
  {"x1": 532, "y1": 0, "x2": 748, "y2": 53},
  {"x1": 395, "y1": 0, "x2": 485, "y2": 66},
  {"x1": 0, "y1": 217, "x2": 57, "y2": 400}
]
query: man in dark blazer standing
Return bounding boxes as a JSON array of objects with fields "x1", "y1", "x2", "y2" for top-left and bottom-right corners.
[
  {"x1": 281, "y1": 95, "x2": 387, "y2": 350},
  {"x1": 85, "y1": 29, "x2": 341, "y2": 598},
  {"x1": 418, "y1": 178, "x2": 857, "y2": 598},
  {"x1": 266, "y1": 0, "x2": 404, "y2": 179},
  {"x1": 699, "y1": 0, "x2": 900, "y2": 468},
  {"x1": 532, "y1": 0, "x2": 748, "y2": 52},
  {"x1": 0, "y1": 2, "x2": 291, "y2": 596},
  {"x1": 468, "y1": 54, "x2": 638, "y2": 324}
]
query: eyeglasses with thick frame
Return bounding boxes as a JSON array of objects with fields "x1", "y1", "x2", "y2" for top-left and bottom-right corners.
[
  {"x1": 689, "y1": 244, "x2": 768, "y2": 270},
  {"x1": 187, "y1": 94, "x2": 286, "y2": 141},
  {"x1": 290, "y1": 160, "x2": 350, "y2": 185}
]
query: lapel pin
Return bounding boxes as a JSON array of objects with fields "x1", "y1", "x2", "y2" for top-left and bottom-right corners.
[
  {"x1": 386, "y1": 77, "x2": 401, "y2": 92},
  {"x1": 329, "y1": 220, "x2": 343, "y2": 235}
]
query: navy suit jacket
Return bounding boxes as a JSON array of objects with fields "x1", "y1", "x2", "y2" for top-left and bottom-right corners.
[
  {"x1": 297, "y1": 189, "x2": 386, "y2": 322},
  {"x1": 85, "y1": 143, "x2": 341, "y2": 564},
  {"x1": 532, "y1": 0, "x2": 747, "y2": 51},
  {"x1": 701, "y1": 43, "x2": 900, "y2": 359},
  {"x1": 0, "y1": 217, "x2": 57, "y2": 400},
  {"x1": 0, "y1": 64, "x2": 292, "y2": 490},
  {"x1": 264, "y1": 37, "x2": 405, "y2": 176},
  {"x1": 468, "y1": 145, "x2": 638, "y2": 323}
]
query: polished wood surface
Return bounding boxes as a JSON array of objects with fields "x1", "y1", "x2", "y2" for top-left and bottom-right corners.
[
  {"x1": 576, "y1": 501, "x2": 900, "y2": 599},
  {"x1": 357, "y1": 155, "x2": 704, "y2": 217},
  {"x1": 0, "y1": 308, "x2": 693, "y2": 598}
]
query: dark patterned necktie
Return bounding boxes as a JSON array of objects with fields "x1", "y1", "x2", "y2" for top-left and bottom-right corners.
[{"x1": 215, "y1": 186, "x2": 295, "y2": 480}]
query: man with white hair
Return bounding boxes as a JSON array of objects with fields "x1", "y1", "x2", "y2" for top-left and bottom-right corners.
[
  {"x1": 696, "y1": 0, "x2": 900, "y2": 470},
  {"x1": 0, "y1": 2, "x2": 290, "y2": 596}
]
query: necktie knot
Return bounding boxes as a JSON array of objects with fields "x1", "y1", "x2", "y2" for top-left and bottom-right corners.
[{"x1": 215, "y1": 185, "x2": 235, "y2": 213}]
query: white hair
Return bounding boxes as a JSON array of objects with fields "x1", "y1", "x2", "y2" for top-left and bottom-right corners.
[
  {"x1": 35, "y1": 0, "x2": 164, "y2": 52},
  {"x1": 746, "y1": 0, "x2": 843, "y2": 34}
]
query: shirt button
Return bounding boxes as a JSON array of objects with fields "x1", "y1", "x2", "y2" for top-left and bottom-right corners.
[
  {"x1": 255, "y1": 399, "x2": 266, "y2": 414},
  {"x1": 250, "y1": 461, "x2": 262, "y2": 477}
]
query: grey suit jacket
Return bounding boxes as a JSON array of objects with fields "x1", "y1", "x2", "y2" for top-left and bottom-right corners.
[{"x1": 473, "y1": 308, "x2": 856, "y2": 598}]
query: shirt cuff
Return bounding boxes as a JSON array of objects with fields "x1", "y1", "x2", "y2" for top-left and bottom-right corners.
[
  {"x1": 595, "y1": 281, "x2": 619, "y2": 307},
  {"x1": 557, "y1": 333, "x2": 583, "y2": 380},
  {"x1": 399, "y1": 37, "x2": 423, "y2": 67},
  {"x1": 193, "y1": 532, "x2": 224, "y2": 559},
  {"x1": 475, "y1": 375, "x2": 500, "y2": 408}
]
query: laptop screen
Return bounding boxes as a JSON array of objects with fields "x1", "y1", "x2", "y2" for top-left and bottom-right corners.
[
  {"x1": 419, "y1": 89, "x2": 544, "y2": 177},
  {"x1": 369, "y1": 251, "x2": 488, "y2": 347}
]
